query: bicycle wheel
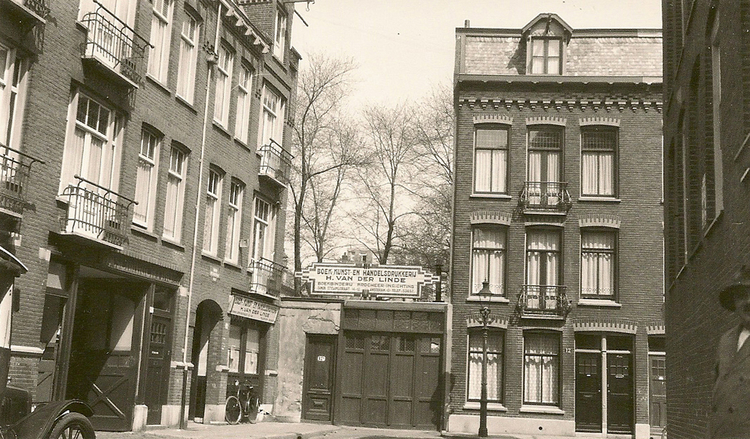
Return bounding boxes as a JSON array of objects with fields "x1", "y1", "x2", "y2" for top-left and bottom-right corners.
[
  {"x1": 225, "y1": 395, "x2": 242, "y2": 424},
  {"x1": 246, "y1": 395, "x2": 260, "y2": 424}
]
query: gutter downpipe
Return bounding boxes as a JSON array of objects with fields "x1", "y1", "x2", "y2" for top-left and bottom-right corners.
[{"x1": 179, "y1": 1, "x2": 222, "y2": 430}]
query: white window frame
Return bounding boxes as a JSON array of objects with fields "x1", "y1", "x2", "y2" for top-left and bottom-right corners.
[
  {"x1": 259, "y1": 84, "x2": 285, "y2": 147},
  {"x1": 580, "y1": 126, "x2": 617, "y2": 197},
  {"x1": 213, "y1": 44, "x2": 233, "y2": 127},
  {"x1": 176, "y1": 13, "x2": 199, "y2": 103},
  {"x1": 234, "y1": 65, "x2": 252, "y2": 144},
  {"x1": 133, "y1": 128, "x2": 160, "y2": 229},
  {"x1": 0, "y1": 45, "x2": 29, "y2": 150},
  {"x1": 163, "y1": 145, "x2": 188, "y2": 242},
  {"x1": 710, "y1": 13, "x2": 724, "y2": 216},
  {"x1": 523, "y1": 332, "x2": 560, "y2": 406},
  {"x1": 580, "y1": 230, "x2": 617, "y2": 299},
  {"x1": 529, "y1": 37, "x2": 562, "y2": 75},
  {"x1": 473, "y1": 125, "x2": 509, "y2": 194},
  {"x1": 203, "y1": 168, "x2": 223, "y2": 255},
  {"x1": 273, "y1": 9, "x2": 287, "y2": 62},
  {"x1": 78, "y1": 0, "x2": 136, "y2": 27},
  {"x1": 471, "y1": 226, "x2": 506, "y2": 296},
  {"x1": 252, "y1": 197, "x2": 276, "y2": 262},
  {"x1": 224, "y1": 180, "x2": 244, "y2": 264},
  {"x1": 147, "y1": 0, "x2": 173, "y2": 83},
  {"x1": 59, "y1": 92, "x2": 122, "y2": 193},
  {"x1": 467, "y1": 330, "x2": 504, "y2": 402}
]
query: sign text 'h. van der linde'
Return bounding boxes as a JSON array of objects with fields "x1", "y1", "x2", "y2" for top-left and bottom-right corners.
[
  {"x1": 315, "y1": 266, "x2": 415, "y2": 284},
  {"x1": 296, "y1": 263, "x2": 440, "y2": 298}
]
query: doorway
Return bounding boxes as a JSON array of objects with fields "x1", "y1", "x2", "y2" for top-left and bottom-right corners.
[
  {"x1": 143, "y1": 286, "x2": 174, "y2": 425},
  {"x1": 649, "y1": 335, "x2": 666, "y2": 435},
  {"x1": 302, "y1": 335, "x2": 336, "y2": 422},
  {"x1": 189, "y1": 300, "x2": 222, "y2": 422}
]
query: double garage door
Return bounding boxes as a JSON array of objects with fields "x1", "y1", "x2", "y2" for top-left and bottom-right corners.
[{"x1": 338, "y1": 332, "x2": 442, "y2": 429}]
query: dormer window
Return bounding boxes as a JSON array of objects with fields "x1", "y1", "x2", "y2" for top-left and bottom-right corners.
[{"x1": 530, "y1": 37, "x2": 562, "y2": 75}]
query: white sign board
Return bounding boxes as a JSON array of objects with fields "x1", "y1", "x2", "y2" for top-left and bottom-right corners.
[
  {"x1": 229, "y1": 295, "x2": 279, "y2": 324},
  {"x1": 296, "y1": 263, "x2": 440, "y2": 298}
]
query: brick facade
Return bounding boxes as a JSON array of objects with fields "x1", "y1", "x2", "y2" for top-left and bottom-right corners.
[{"x1": 449, "y1": 14, "x2": 664, "y2": 438}]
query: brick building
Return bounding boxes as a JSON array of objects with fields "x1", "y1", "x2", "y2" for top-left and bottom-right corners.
[
  {"x1": 661, "y1": 1, "x2": 750, "y2": 438},
  {"x1": 1, "y1": 0, "x2": 296, "y2": 431},
  {"x1": 448, "y1": 14, "x2": 665, "y2": 438}
]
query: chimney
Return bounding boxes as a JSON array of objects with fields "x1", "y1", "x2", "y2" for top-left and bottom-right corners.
[{"x1": 464, "y1": 19, "x2": 470, "y2": 28}]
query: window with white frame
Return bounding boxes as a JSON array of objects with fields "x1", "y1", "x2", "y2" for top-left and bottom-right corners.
[
  {"x1": 213, "y1": 44, "x2": 233, "y2": 127},
  {"x1": 524, "y1": 332, "x2": 560, "y2": 405},
  {"x1": 147, "y1": 0, "x2": 173, "y2": 83},
  {"x1": 468, "y1": 330, "x2": 503, "y2": 402},
  {"x1": 273, "y1": 9, "x2": 287, "y2": 62},
  {"x1": 78, "y1": 0, "x2": 136, "y2": 27},
  {"x1": 59, "y1": 93, "x2": 122, "y2": 192},
  {"x1": 163, "y1": 145, "x2": 188, "y2": 242},
  {"x1": 710, "y1": 12, "x2": 724, "y2": 219},
  {"x1": 581, "y1": 230, "x2": 616, "y2": 299},
  {"x1": 234, "y1": 65, "x2": 252, "y2": 144},
  {"x1": 0, "y1": 45, "x2": 28, "y2": 150},
  {"x1": 581, "y1": 127, "x2": 617, "y2": 197},
  {"x1": 176, "y1": 13, "x2": 199, "y2": 103},
  {"x1": 203, "y1": 168, "x2": 223, "y2": 254},
  {"x1": 471, "y1": 226, "x2": 506, "y2": 296},
  {"x1": 225, "y1": 180, "x2": 244, "y2": 264},
  {"x1": 529, "y1": 37, "x2": 562, "y2": 74},
  {"x1": 133, "y1": 128, "x2": 160, "y2": 229},
  {"x1": 474, "y1": 126, "x2": 508, "y2": 194},
  {"x1": 259, "y1": 84, "x2": 285, "y2": 147},
  {"x1": 252, "y1": 197, "x2": 276, "y2": 262}
]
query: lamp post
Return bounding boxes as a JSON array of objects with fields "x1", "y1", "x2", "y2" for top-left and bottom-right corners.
[{"x1": 476, "y1": 280, "x2": 493, "y2": 438}]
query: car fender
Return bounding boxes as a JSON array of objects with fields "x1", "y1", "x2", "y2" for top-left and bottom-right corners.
[{"x1": 9, "y1": 400, "x2": 93, "y2": 439}]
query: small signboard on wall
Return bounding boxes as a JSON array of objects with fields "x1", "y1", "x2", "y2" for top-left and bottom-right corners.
[
  {"x1": 296, "y1": 263, "x2": 440, "y2": 298},
  {"x1": 229, "y1": 295, "x2": 279, "y2": 324}
]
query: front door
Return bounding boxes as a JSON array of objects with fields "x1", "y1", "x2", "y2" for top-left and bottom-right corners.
[
  {"x1": 649, "y1": 354, "x2": 667, "y2": 429},
  {"x1": 302, "y1": 335, "x2": 336, "y2": 422},
  {"x1": 66, "y1": 280, "x2": 144, "y2": 431},
  {"x1": 607, "y1": 353, "x2": 633, "y2": 434},
  {"x1": 575, "y1": 352, "x2": 602, "y2": 432},
  {"x1": 144, "y1": 314, "x2": 171, "y2": 424}
]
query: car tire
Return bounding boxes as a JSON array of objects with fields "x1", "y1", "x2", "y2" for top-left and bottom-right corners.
[{"x1": 48, "y1": 412, "x2": 95, "y2": 439}]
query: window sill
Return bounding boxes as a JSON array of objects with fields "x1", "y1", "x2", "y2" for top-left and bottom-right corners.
[
  {"x1": 176, "y1": 94, "x2": 198, "y2": 113},
  {"x1": 234, "y1": 137, "x2": 253, "y2": 152},
  {"x1": 577, "y1": 299, "x2": 621, "y2": 308},
  {"x1": 212, "y1": 120, "x2": 232, "y2": 137},
  {"x1": 519, "y1": 405, "x2": 564, "y2": 415},
  {"x1": 161, "y1": 237, "x2": 185, "y2": 251},
  {"x1": 131, "y1": 224, "x2": 158, "y2": 240},
  {"x1": 223, "y1": 260, "x2": 242, "y2": 270},
  {"x1": 470, "y1": 193, "x2": 512, "y2": 200},
  {"x1": 201, "y1": 251, "x2": 222, "y2": 263},
  {"x1": 146, "y1": 74, "x2": 171, "y2": 95},
  {"x1": 578, "y1": 196, "x2": 621, "y2": 203},
  {"x1": 463, "y1": 402, "x2": 507, "y2": 412},
  {"x1": 466, "y1": 295, "x2": 509, "y2": 303}
]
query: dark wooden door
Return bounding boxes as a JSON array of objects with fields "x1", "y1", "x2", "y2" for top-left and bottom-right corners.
[
  {"x1": 649, "y1": 355, "x2": 667, "y2": 428},
  {"x1": 607, "y1": 353, "x2": 633, "y2": 434},
  {"x1": 575, "y1": 353, "x2": 602, "y2": 432},
  {"x1": 363, "y1": 335, "x2": 390, "y2": 426},
  {"x1": 144, "y1": 313, "x2": 171, "y2": 425},
  {"x1": 302, "y1": 335, "x2": 336, "y2": 421}
]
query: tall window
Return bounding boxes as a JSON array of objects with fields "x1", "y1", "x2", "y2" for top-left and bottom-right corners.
[
  {"x1": 227, "y1": 321, "x2": 261, "y2": 389},
  {"x1": 203, "y1": 169, "x2": 223, "y2": 255},
  {"x1": 581, "y1": 230, "x2": 616, "y2": 299},
  {"x1": 213, "y1": 44, "x2": 233, "y2": 127},
  {"x1": 524, "y1": 332, "x2": 560, "y2": 405},
  {"x1": 471, "y1": 226, "x2": 506, "y2": 296},
  {"x1": 273, "y1": 9, "x2": 287, "y2": 62},
  {"x1": 252, "y1": 197, "x2": 276, "y2": 261},
  {"x1": 530, "y1": 37, "x2": 562, "y2": 74},
  {"x1": 60, "y1": 93, "x2": 122, "y2": 192},
  {"x1": 525, "y1": 230, "x2": 561, "y2": 310},
  {"x1": 234, "y1": 65, "x2": 252, "y2": 144},
  {"x1": 176, "y1": 13, "x2": 199, "y2": 103},
  {"x1": 78, "y1": 0, "x2": 136, "y2": 27},
  {"x1": 710, "y1": 13, "x2": 724, "y2": 218},
  {"x1": 163, "y1": 145, "x2": 187, "y2": 242},
  {"x1": 133, "y1": 128, "x2": 160, "y2": 229},
  {"x1": 581, "y1": 127, "x2": 617, "y2": 196},
  {"x1": 147, "y1": 0, "x2": 173, "y2": 82},
  {"x1": 260, "y1": 84, "x2": 285, "y2": 147},
  {"x1": 527, "y1": 126, "x2": 563, "y2": 206},
  {"x1": 468, "y1": 330, "x2": 503, "y2": 402},
  {"x1": 225, "y1": 180, "x2": 244, "y2": 264},
  {"x1": 474, "y1": 126, "x2": 508, "y2": 194},
  {"x1": 0, "y1": 45, "x2": 28, "y2": 149}
]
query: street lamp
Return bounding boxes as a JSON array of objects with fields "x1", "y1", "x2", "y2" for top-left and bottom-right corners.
[{"x1": 476, "y1": 280, "x2": 493, "y2": 438}]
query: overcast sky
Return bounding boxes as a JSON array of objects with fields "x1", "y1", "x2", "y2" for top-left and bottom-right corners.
[{"x1": 290, "y1": 0, "x2": 662, "y2": 106}]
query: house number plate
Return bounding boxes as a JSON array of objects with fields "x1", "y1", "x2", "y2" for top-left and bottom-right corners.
[{"x1": 317, "y1": 356, "x2": 326, "y2": 362}]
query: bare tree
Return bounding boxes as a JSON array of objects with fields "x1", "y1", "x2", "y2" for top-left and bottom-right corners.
[{"x1": 289, "y1": 52, "x2": 361, "y2": 289}]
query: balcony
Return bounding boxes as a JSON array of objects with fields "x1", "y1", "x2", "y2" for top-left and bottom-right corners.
[
  {"x1": 515, "y1": 285, "x2": 572, "y2": 320},
  {"x1": 258, "y1": 139, "x2": 293, "y2": 189},
  {"x1": 58, "y1": 176, "x2": 136, "y2": 248},
  {"x1": 519, "y1": 181, "x2": 572, "y2": 214},
  {"x1": 0, "y1": 0, "x2": 49, "y2": 28},
  {"x1": 0, "y1": 146, "x2": 44, "y2": 221},
  {"x1": 249, "y1": 258, "x2": 287, "y2": 298},
  {"x1": 79, "y1": 1, "x2": 150, "y2": 87}
]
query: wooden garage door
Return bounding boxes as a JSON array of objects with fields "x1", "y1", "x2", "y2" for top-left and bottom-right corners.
[{"x1": 338, "y1": 332, "x2": 441, "y2": 429}]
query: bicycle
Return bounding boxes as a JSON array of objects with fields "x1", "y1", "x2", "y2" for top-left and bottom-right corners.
[{"x1": 225, "y1": 379, "x2": 260, "y2": 424}]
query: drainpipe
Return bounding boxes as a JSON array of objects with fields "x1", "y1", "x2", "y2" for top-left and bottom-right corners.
[{"x1": 179, "y1": 1, "x2": 222, "y2": 430}]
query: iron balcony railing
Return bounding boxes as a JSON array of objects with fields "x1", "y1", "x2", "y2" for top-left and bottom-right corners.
[
  {"x1": 516, "y1": 285, "x2": 571, "y2": 319},
  {"x1": 0, "y1": 145, "x2": 44, "y2": 217},
  {"x1": 519, "y1": 181, "x2": 572, "y2": 213},
  {"x1": 59, "y1": 175, "x2": 136, "y2": 247},
  {"x1": 259, "y1": 139, "x2": 293, "y2": 187},
  {"x1": 79, "y1": 1, "x2": 150, "y2": 85},
  {"x1": 23, "y1": 0, "x2": 49, "y2": 17},
  {"x1": 249, "y1": 258, "x2": 287, "y2": 298}
]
